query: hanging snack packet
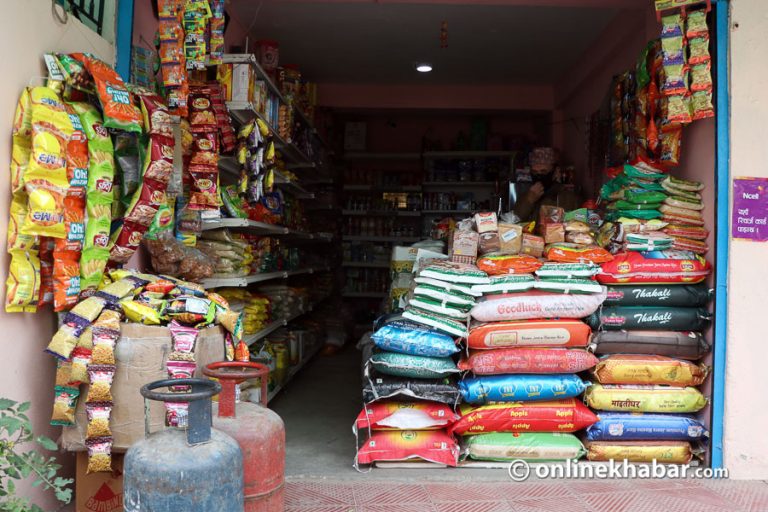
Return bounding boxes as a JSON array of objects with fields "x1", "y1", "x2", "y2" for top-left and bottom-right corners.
[
  {"x1": 169, "y1": 320, "x2": 199, "y2": 361},
  {"x1": 51, "y1": 386, "x2": 80, "y2": 426},
  {"x1": 22, "y1": 87, "x2": 72, "y2": 239},
  {"x1": 688, "y1": 37, "x2": 711, "y2": 65},
  {"x1": 165, "y1": 402, "x2": 188, "y2": 428},
  {"x1": 86, "y1": 364, "x2": 116, "y2": 403},
  {"x1": 86, "y1": 402, "x2": 113, "y2": 438},
  {"x1": 167, "y1": 360, "x2": 196, "y2": 391},
  {"x1": 691, "y1": 91, "x2": 714, "y2": 120},
  {"x1": 5, "y1": 250, "x2": 41, "y2": 313},
  {"x1": 661, "y1": 13, "x2": 684, "y2": 38},
  {"x1": 91, "y1": 327, "x2": 119, "y2": 364},
  {"x1": 189, "y1": 91, "x2": 218, "y2": 133},
  {"x1": 690, "y1": 63, "x2": 713, "y2": 92},
  {"x1": 55, "y1": 360, "x2": 74, "y2": 387},
  {"x1": 72, "y1": 53, "x2": 142, "y2": 133},
  {"x1": 686, "y1": 10, "x2": 709, "y2": 39},
  {"x1": 70, "y1": 346, "x2": 93, "y2": 384},
  {"x1": 37, "y1": 238, "x2": 54, "y2": 307},
  {"x1": 10, "y1": 88, "x2": 33, "y2": 195},
  {"x1": 86, "y1": 436, "x2": 113, "y2": 473},
  {"x1": 55, "y1": 54, "x2": 95, "y2": 93}
]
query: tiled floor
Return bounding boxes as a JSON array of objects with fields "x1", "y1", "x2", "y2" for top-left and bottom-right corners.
[{"x1": 284, "y1": 478, "x2": 768, "y2": 512}]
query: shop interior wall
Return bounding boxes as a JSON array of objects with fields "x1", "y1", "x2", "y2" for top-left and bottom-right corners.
[
  {"x1": 0, "y1": 1, "x2": 115, "y2": 507},
  {"x1": 335, "y1": 110, "x2": 551, "y2": 153},
  {"x1": 555, "y1": 4, "x2": 718, "y2": 460},
  {"x1": 726, "y1": 0, "x2": 768, "y2": 479}
]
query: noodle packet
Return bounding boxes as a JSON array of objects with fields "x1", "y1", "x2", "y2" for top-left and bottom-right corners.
[
  {"x1": 686, "y1": 9, "x2": 709, "y2": 39},
  {"x1": 86, "y1": 402, "x2": 113, "y2": 438},
  {"x1": 169, "y1": 320, "x2": 199, "y2": 361},
  {"x1": 51, "y1": 386, "x2": 80, "y2": 426},
  {"x1": 91, "y1": 327, "x2": 119, "y2": 364},
  {"x1": 86, "y1": 436, "x2": 113, "y2": 473},
  {"x1": 86, "y1": 364, "x2": 116, "y2": 403},
  {"x1": 167, "y1": 360, "x2": 196, "y2": 391},
  {"x1": 93, "y1": 309, "x2": 122, "y2": 330},
  {"x1": 72, "y1": 54, "x2": 142, "y2": 133},
  {"x1": 70, "y1": 346, "x2": 93, "y2": 384},
  {"x1": 77, "y1": 326, "x2": 94, "y2": 350}
]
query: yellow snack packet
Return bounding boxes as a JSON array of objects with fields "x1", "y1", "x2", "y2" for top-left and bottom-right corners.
[
  {"x1": 21, "y1": 86, "x2": 72, "y2": 239},
  {"x1": 5, "y1": 250, "x2": 40, "y2": 313},
  {"x1": 121, "y1": 300, "x2": 161, "y2": 325}
]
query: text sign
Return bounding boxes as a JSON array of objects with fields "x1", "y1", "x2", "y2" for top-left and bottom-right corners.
[{"x1": 732, "y1": 177, "x2": 768, "y2": 241}]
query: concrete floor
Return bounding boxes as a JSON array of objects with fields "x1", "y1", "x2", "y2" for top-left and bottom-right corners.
[{"x1": 270, "y1": 343, "x2": 510, "y2": 482}]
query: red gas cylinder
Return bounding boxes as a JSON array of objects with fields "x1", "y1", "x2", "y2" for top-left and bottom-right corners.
[{"x1": 203, "y1": 362, "x2": 285, "y2": 512}]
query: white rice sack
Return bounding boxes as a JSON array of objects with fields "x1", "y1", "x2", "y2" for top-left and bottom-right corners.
[
  {"x1": 419, "y1": 262, "x2": 490, "y2": 285},
  {"x1": 407, "y1": 298, "x2": 470, "y2": 319},
  {"x1": 403, "y1": 309, "x2": 468, "y2": 338},
  {"x1": 413, "y1": 277, "x2": 481, "y2": 297},
  {"x1": 412, "y1": 284, "x2": 476, "y2": 307},
  {"x1": 471, "y1": 289, "x2": 607, "y2": 322},
  {"x1": 472, "y1": 275, "x2": 535, "y2": 295},
  {"x1": 534, "y1": 278, "x2": 605, "y2": 294}
]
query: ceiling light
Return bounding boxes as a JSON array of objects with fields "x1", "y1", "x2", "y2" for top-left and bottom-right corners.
[{"x1": 415, "y1": 63, "x2": 433, "y2": 73}]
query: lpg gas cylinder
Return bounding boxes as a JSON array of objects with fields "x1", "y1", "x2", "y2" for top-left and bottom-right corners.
[
  {"x1": 204, "y1": 361, "x2": 286, "y2": 512},
  {"x1": 124, "y1": 378, "x2": 244, "y2": 511}
]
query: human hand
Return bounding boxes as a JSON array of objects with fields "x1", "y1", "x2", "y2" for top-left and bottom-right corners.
[{"x1": 527, "y1": 182, "x2": 545, "y2": 202}]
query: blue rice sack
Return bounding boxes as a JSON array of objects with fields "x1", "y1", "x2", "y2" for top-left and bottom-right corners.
[
  {"x1": 370, "y1": 352, "x2": 460, "y2": 379},
  {"x1": 372, "y1": 320, "x2": 459, "y2": 357},
  {"x1": 459, "y1": 374, "x2": 589, "y2": 404},
  {"x1": 585, "y1": 413, "x2": 709, "y2": 442}
]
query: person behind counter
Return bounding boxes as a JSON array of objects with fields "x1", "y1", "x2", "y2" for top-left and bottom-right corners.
[{"x1": 513, "y1": 158, "x2": 582, "y2": 222}]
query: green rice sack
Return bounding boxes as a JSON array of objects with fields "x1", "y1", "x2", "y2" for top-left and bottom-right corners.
[
  {"x1": 471, "y1": 274, "x2": 535, "y2": 295},
  {"x1": 464, "y1": 432, "x2": 586, "y2": 462}
]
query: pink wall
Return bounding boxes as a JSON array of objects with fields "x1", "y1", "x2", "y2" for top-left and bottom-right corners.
[{"x1": 319, "y1": 84, "x2": 554, "y2": 111}]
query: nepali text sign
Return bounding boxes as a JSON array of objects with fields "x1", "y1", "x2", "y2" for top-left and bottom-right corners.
[{"x1": 732, "y1": 177, "x2": 768, "y2": 241}]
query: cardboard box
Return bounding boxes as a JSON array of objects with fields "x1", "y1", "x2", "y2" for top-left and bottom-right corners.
[
  {"x1": 449, "y1": 230, "x2": 479, "y2": 262},
  {"x1": 474, "y1": 212, "x2": 498, "y2": 234},
  {"x1": 61, "y1": 324, "x2": 225, "y2": 451},
  {"x1": 76, "y1": 452, "x2": 123, "y2": 512},
  {"x1": 521, "y1": 234, "x2": 545, "y2": 258},
  {"x1": 498, "y1": 223, "x2": 523, "y2": 254},
  {"x1": 543, "y1": 223, "x2": 565, "y2": 244},
  {"x1": 216, "y1": 63, "x2": 254, "y2": 103},
  {"x1": 478, "y1": 231, "x2": 501, "y2": 255}
]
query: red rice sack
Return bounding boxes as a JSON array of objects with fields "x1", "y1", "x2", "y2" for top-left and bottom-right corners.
[
  {"x1": 354, "y1": 401, "x2": 459, "y2": 432},
  {"x1": 476, "y1": 254, "x2": 542, "y2": 276},
  {"x1": 458, "y1": 348, "x2": 598, "y2": 375},
  {"x1": 451, "y1": 399, "x2": 599, "y2": 435},
  {"x1": 471, "y1": 290, "x2": 606, "y2": 323},
  {"x1": 598, "y1": 251, "x2": 710, "y2": 284},
  {"x1": 468, "y1": 320, "x2": 592, "y2": 349},
  {"x1": 356, "y1": 430, "x2": 459, "y2": 466}
]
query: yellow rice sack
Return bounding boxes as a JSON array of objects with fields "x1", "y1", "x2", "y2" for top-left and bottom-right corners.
[
  {"x1": 593, "y1": 354, "x2": 709, "y2": 386},
  {"x1": 586, "y1": 440, "x2": 693, "y2": 464},
  {"x1": 584, "y1": 383, "x2": 707, "y2": 413}
]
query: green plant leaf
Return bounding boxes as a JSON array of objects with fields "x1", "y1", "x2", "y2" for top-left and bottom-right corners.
[
  {"x1": 16, "y1": 402, "x2": 30, "y2": 413},
  {"x1": 0, "y1": 417, "x2": 23, "y2": 436},
  {"x1": 0, "y1": 398, "x2": 15, "y2": 410},
  {"x1": 36, "y1": 436, "x2": 58, "y2": 452},
  {"x1": 6, "y1": 467, "x2": 20, "y2": 479},
  {"x1": 55, "y1": 487, "x2": 72, "y2": 503}
]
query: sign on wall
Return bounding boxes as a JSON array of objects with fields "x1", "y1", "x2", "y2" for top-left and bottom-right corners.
[{"x1": 732, "y1": 177, "x2": 768, "y2": 241}]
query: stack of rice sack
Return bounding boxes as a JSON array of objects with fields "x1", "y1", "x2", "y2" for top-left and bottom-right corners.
[
  {"x1": 584, "y1": 245, "x2": 713, "y2": 464},
  {"x1": 457, "y1": 252, "x2": 610, "y2": 464},
  {"x1": 355, "y1": 260, "x2": 485, "y2": 467}
]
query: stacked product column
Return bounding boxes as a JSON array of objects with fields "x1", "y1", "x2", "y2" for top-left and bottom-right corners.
[
  {"x1": 585, "y1": 170, "x2": 713, "y2": 464},
  {"x1": 354, "y1": 261, "x2": 485, "y2": 467},
  {"x1": 457, "y1": 255, "x2": 608, "y2": 464}
]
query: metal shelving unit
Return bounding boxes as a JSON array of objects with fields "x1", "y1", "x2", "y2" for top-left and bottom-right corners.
[
  {"x1": 341, "y1": 210, "x2": 421, "y2": 217},
  {"x1": 342, "y1": 235, "x2": 421, "y2": 243},
  {"x1": 201, "y1": 266, "x2": 330, "y2": 289},
  {"x1": 265, "y1": 342, "x2": 324, "y2": 403},
  {"x1": 342, "y1": 261, "x2": 390, "y2": 268}
]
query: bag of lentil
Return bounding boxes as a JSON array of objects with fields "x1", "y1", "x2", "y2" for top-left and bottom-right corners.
[{"x1": 464, "y1": 432, "x2": 586, "y2": 462}]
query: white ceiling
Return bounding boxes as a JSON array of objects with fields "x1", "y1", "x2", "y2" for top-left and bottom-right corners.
[{"x1": 229, "y1": 2, "x2": 627, "y2": 84}]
